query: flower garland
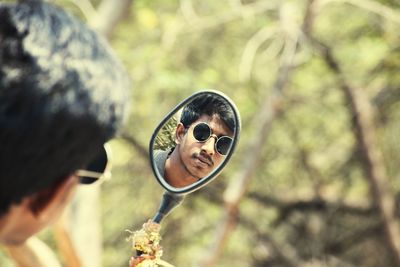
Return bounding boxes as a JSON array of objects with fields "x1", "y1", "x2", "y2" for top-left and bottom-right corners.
[{"x1": 127, "y1": 220, "x2": 175, "y2": 267}]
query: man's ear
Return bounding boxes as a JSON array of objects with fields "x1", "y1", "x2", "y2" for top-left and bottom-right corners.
[
  {"x1": 28, "y1": 175, "x2": 78, "y2": 222},
  {"x1": 175, "y1": 123, "x2": 186, "y2": 145}
]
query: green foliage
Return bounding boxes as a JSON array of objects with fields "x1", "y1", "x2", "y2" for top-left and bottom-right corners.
[{"x1": 154, "y1": 116, "x2": 178, "y2": 151}]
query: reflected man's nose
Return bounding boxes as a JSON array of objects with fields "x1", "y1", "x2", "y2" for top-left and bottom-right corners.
[{"x1": 202, "y1": 135, "x2": 217, "y2": 155}]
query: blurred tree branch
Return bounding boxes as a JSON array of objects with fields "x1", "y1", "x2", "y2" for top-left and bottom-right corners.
[
  {"x1": 239, "y1": 27, "x2": 278, "y2": 82},
  {"x1": 89, "y1": 0, "x2": 133, "y2": 39},
  {"x1": 66, "y1": 1, "x2": 134, "y2": 267},
  {"x1": 120, "y1": 132, "x2": 149, "y2": 160},
  {"x1": 53, "y1": 214, "x2": 83, "y2": 267},
  {"x1": 250, "y1": 219, "x2": 380, "y2": 266},
  {"x1": 181, "y1": 1, "x2": 277, "y2": 32},
  {"x1": 163, "y1": 1, "x2": 279, "y2": 49},
  {"x1": 193, "y1": 2, "x2": 314, "y2": 266},
  {"x1": 71, "y1": 0, "x2": 97, "y2": 20},
  {"x1": 180, "y1": 0, "x2": 199, "y2": 22},
  {"x1": 6, "y1": 237, "x2": 62, "y2": 267},
  {"x1": 162, "y1": 0, "x2": 278, "y2": 49},
  {"x1": 196, "y1": 37, "x2": 297, "y2": 267},
  {"x1": 71, "y1": 0, "x2": 133, "y2": 39},
  {"x1": 254, "y1": 233, "x2": 304, "y2": 267},
  {"x1": 319, "y1": 0, "x2": 400, "y2": 25},
  {"x1": 241, "y1": 194, "x2": 383, "y2": 266},
  {"x1": 304, "y1": 0, "x2": 400, "y2": 265},
  {"x1": 324, "y1": 222, "x2": 382, "y2": 255},
  {"x1": 247, "y1": 192, "x2": 374, "y2": 222}
]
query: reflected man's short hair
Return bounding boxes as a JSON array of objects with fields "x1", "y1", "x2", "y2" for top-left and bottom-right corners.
[{"x1": 180, "y1": 93, "x2": 235, "y2": 132}]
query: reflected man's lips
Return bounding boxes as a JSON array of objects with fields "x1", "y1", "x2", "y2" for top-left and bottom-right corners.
[{"x1": 197, "y1": 154, "x2": 212, "y2": 167}]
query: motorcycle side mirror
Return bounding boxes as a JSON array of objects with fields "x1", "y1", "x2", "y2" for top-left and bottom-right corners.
[
  {"x1": 149, "y1": 90, "x2": 241, "y2": 195},
  {"x1": 130, "y1": 91, "x2": 241, "y2": 263}
]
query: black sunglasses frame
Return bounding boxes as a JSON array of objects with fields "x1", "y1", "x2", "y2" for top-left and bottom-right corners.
[{"x1": 190, "y1": 122, "x2": 233, "y2": 156}]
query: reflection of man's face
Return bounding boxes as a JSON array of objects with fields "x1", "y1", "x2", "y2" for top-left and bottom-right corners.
[{"x1": 176, "y1": 114, "x2": 233, "y2": 179}]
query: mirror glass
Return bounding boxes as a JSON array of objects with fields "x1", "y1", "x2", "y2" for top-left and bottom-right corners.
[{"x1": 150, "y1": 90, "x2": 241, "y2": 194}]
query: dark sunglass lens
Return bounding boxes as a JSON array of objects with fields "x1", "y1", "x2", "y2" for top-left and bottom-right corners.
[
  {"x1": 193, "y1": 123, "x2": 211, "y2": 142},
  {"x1": 87, "y1": 147, "x2": 108, "y2": 174},
  {"x1": 216, "y1": 136, "x2": 233, "y2": 155},
  {"x1": 79, "y1": 177, "x2": 98, "y2": 184}
]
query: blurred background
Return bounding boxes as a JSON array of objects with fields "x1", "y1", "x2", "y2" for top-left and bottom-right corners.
[{"x1": 1, "y1": 0, "x2": 400, "y2": 266}]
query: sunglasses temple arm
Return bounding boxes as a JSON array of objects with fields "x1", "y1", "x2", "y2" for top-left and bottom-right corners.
[
  {"x1": 152, "y1": 191, "x2": 185, "y2": 224},
  {"x1": 76, "y1": 170, "x2": 102, "y2": 179}
]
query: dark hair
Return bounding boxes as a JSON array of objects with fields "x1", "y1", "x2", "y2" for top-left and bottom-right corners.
[
  {"x1": 0, "y1": 1, "x2": 131, "y2": 215},
  {"x1": 180, "y1": 93, "x2": 235, "y2": 132}
]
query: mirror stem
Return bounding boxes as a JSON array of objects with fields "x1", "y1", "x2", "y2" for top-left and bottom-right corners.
[{"x1": 152, "y1": 191, "x2": 185, "y2": 224}]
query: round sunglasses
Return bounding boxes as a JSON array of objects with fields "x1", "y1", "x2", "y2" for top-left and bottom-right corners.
[
  {"x1": 76, "y1": 144, "x2": 111, "y2": 184},
  {"x1": 191, "y1": 122, "x2": 233, "y2": 156}
]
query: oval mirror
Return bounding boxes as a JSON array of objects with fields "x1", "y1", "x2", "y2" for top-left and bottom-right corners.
[{"x1": 149, "y1": 90, "x2": 241, "y2": 194}]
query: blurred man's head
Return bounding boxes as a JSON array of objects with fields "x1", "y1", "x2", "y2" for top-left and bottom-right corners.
[
  {"x1": 165, "y1": 94, "x2": 234, "y2": 187},
  {"x1": 0, "y1": 1, "x2": 130, "y2": 244}
]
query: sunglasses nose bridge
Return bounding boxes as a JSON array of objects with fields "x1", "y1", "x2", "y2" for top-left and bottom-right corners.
[{"x1": 209, "y1": 134, "x2": 218, "y2": 141}]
